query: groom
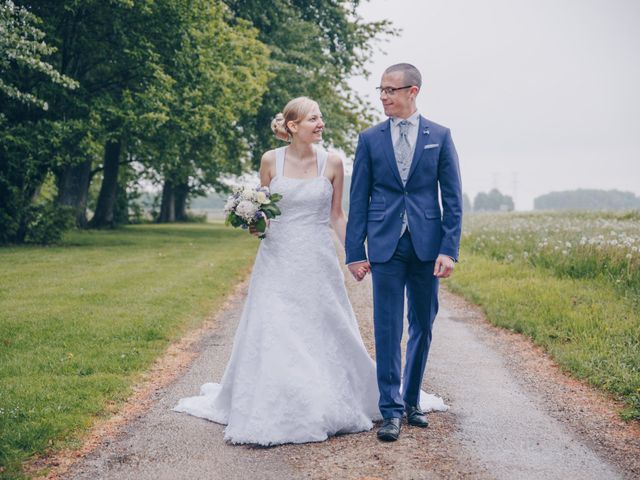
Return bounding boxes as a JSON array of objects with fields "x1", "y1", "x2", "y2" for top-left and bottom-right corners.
[{"x1": 346, "y1": 63, "x2": 462, "y2": 441}]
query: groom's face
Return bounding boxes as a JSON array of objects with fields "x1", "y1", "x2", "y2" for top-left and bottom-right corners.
[{"x1": 380, "y1": 71, "x2": 417, "y2": 119}]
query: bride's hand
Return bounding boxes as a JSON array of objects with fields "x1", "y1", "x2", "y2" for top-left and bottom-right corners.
[
  {"x1": 249, "y1": 218, "x2": 269, "y2": 237},
  {"x1": 348, "y1": 261, "x2": 370, "y2": 281},
  {"x1": 357, "y1": 264, "x2": 370, "y2": 279}
]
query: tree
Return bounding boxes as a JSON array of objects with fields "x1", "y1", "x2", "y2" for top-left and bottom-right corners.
[
  {"x1": 0, "y1": 1, "x2": 81, "y2": 243},
  {"x1": 462, "y1": 193, "x2": 472, "y2": 213},
  {"x1": 142, "y1": 0, "x2": 270, "y2": 222},
  {"x1": 473, "y1": 188, "x2": 514, "y2": 212}
]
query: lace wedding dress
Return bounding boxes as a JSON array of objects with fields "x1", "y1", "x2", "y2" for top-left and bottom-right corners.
[{"x1": 173, "y1": 146, "x2": 447, "y2": 445}]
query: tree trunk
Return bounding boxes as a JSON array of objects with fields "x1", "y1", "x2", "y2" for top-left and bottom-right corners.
[
  {"x1": 174, "y1": 182, "x2": 189, "y2": 221},
  {"x1": 15, "y1": 185, "x2": 44, "y2": 242},
  {"x1": 90, "y1": 139, "x2": 121, "y2": 228},
  {"x1": 158, "y1": 180, "x2": 175, "y2": 223},
  {"x1": 15, "y1": 193, "x2": 32, "y2": 243},
  {"x1": 56, "y1": 159, "x2": 92, "y2": 228}
]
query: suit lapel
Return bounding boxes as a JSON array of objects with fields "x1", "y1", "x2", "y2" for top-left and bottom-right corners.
[
  {"x1": 380, "y1": 119, "x2": 403, "y2": 187},
  {"x1": 406, "y1": 115, "x2": 428, "y2": 184}
]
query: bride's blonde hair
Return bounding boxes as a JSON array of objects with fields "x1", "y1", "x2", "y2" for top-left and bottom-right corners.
[{"x1": 271, "y1": 96, "x2": 319, "y2": 142}]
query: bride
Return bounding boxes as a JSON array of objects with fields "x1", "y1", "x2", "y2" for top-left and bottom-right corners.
[{"x1": 173, "y1": 96, "x2": 446, "y2": 445}]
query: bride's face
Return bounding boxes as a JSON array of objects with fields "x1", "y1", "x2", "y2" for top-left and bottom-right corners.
[{"x1": 290, "y1": 106, "x2": 324, "y2": 143}]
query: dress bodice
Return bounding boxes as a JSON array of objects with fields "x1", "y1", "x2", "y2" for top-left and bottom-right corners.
[{"x1": 268, "y1": 146, "x2": 333, "y2": 228}]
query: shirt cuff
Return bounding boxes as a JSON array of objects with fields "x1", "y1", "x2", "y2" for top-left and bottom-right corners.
[{"x1": 346, "y1": 259, "x2": 368, "y2": 266}]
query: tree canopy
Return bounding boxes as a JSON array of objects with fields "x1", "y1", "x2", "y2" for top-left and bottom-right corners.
[
  {"x1": 0, "y1": 0, "x2": 78, "y2": 109},
  {"x1": 1, "y1": 0, "x2": 392, "y2": 243}
]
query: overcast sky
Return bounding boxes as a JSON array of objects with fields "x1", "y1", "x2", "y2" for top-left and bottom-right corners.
[{"x1": 347, "y1": 0, "x2": 640, "y2": 210}]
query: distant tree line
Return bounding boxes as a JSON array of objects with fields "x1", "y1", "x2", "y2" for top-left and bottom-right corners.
[
  {"x1": 0, "y1": 0, "x2": 393, "y2": 244},
  {"x1": 461, "y1": 188, "x2": 640, "y2": 213},
  {"x1": 534, "y1": 189, "x2": 640, "y2": 211}
]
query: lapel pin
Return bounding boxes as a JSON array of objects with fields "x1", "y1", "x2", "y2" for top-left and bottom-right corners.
[{"x1": 423, "y1": 127, "x2": 429, "y2": 135}]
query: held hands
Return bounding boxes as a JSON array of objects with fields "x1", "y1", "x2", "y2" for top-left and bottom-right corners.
[
  {"x1": 348, "y1": 260, "x2": 371, "y2": 281},
  {"x1": 434, "y1": 254, "x2": 455, "y2": 278},
  {"x1": 347, "y1": 256, "x2": 452, "y2": 281}
]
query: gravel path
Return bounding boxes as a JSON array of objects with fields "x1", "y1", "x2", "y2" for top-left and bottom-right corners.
[{"x1": 60, "y1": 254, "x2": 638, "y2": 480}]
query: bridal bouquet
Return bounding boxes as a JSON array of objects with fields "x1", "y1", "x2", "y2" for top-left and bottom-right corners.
[{"x1": 224, "y1": 185, "x2": 282, "y2": 238}]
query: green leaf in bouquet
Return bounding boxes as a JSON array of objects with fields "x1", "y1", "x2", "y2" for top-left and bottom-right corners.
[
  {"x1": 269, "y1": 193, "x2": 283, "y2": 202},
  {"x1": 254, "y1": 216, "x2": 267, "y2": 233},
  {"x1": 228, "y1": 213, "x2": 244, "y2": 228},
  {"x1": 261, "y1": 204, "x2": 278, "y2": 218},
  {"x1": 268, "y1": 204, "x2": 282, "y2": 216}
]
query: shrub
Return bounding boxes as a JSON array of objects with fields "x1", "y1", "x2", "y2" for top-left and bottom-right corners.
[{"x1": 24, "y1": 202, "x2": 75, "y2": 244}]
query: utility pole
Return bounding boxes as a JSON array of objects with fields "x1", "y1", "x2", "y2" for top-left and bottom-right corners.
[
  {"x1": 511, "y1": 171, "x2": 518, "y2": 210},
  {"x1": 492, "y1": 172, "x2": 499, "y2": 191}
]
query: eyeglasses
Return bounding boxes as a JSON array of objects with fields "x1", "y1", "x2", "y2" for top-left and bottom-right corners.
[{"x1": 376, "y1": 85, "x2": 413, "y2": 96}]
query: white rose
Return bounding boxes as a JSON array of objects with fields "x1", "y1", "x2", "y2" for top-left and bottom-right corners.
[
  {"x1": 256, "y1": 191, "x2": 270, "y2": 204},
  {"x1": 235, "y1": 200, "x2": 258, "y2": 221}
]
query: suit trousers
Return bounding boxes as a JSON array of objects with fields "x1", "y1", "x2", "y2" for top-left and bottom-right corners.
[{"x1": 370, "y1": 230, "x2": 439, "y2": 419}]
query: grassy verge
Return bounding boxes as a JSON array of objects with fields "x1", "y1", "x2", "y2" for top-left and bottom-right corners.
[
  {"x1": 446, "y1": 251, "x2": 640, "y2": 421},
  {"x1": 0, "y1": 223, "x2": 258, "y2": 479}
]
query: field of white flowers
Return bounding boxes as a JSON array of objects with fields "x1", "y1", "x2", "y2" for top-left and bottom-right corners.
[{"x1": 461, "y1": 210, "x2": 640, "y2": 298}]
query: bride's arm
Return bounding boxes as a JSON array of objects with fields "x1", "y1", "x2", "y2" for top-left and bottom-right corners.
[
  {"x1": 249, "y1": 151, "x2": 277, "y2": 237},
  {"x1": 328, "y1": 153, "x2": 347, "y2": 248},
  {"x1": 259, "y1": 150, "x2": 276, "y2": 187}
]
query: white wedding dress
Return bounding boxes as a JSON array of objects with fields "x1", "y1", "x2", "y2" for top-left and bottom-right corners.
[{"x1": 173, "y1": 146, "x2": 447, "y2": 445}]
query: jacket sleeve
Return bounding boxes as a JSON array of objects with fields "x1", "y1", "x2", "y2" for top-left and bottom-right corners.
[
  {"x1": 437, "y1": 129, "x2": 463, "y2": 261},
  {"x1": 345, "y1": 133, "x2": 372, "y2": 264}
]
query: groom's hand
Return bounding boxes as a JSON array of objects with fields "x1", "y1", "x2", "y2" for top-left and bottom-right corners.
[
  {"x1": 348, "y1": 261, "x2": 370, "y2": 281},
  {"x1": 434, "y1": 254, "x2": 454, "y2": 278}
]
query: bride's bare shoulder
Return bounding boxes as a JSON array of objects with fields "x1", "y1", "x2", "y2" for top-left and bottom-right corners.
[
  {"x1": 260, "y1": 149, "x2": 278, "y2": 180},
  {"x1": 326, "y1": 151, "x2": 345, "y2": 177},
  {"x1": 260, "y1": 149, "x2": 277, "y2": 167},
  {"x1": 326, "y1": 151, "x2": 343, "y2": 167}
]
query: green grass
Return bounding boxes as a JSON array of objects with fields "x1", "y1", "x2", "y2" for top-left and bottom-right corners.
[
  {"x1": 447, "y1": 250, "x2": 640, "y2": 422},
  {"x1": 0, "y1": 223, "x2": 258, "y2": 479}
]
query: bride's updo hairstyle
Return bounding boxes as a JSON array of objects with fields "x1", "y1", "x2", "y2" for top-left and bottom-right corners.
[{"x1": 271, "y1": 96, "x2": 319, "y2": 142}]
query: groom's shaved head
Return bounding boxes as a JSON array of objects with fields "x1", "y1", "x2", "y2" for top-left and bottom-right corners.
[{"x1": 384, "y1": 63, "x2": 422, "y2": 89}]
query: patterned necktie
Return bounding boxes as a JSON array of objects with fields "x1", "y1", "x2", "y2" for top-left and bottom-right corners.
[
  {"x1": 394, "y1": 120, "x2": 412, "y2": 235},
  {"x1": 395, "y1": 120, "x2": 412, "y2": 185}
]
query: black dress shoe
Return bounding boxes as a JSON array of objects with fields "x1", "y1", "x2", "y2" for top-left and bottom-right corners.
[
  {"x1": 406, "y1": 405, "x2": 429, "y2": 428},
  {"x1": 377, "y1": 418, "x2": 401, "y2": 441}
]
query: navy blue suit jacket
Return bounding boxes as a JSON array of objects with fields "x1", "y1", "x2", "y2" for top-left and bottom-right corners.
[{"x1": 345, "y1": 115, "x2": 462, "y2": 264}]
